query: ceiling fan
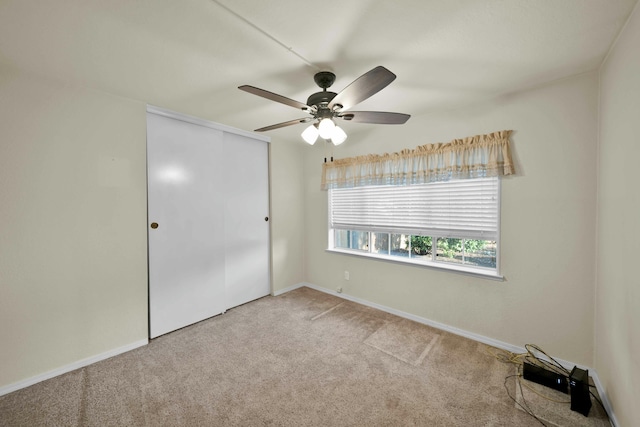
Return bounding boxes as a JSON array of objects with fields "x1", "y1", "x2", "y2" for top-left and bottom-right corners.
[{"x1": 238, "y1": 66, "x2": 410, "y2": 145}]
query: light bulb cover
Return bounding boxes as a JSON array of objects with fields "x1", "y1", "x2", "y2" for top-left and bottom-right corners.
[
  {"x1": 301, "y1": 124, "x2": 319, "y2": 145},
  {"x1": 318, "y1": 118, "x2": 335, "y2": 139},
  {"x1": 331, "y1": 126, "x2": 347, "y2": 145}
]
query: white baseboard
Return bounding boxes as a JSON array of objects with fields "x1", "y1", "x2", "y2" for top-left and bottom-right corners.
[
  {"x1": 0, "y1": 339, "x2": 148, "y2": 397},
  {"x1": 284, "y1": 282, "x2": 617, "y2": 427},
  {"x1": 590, "y1": 371, "x2": 618, "y2": 427}
]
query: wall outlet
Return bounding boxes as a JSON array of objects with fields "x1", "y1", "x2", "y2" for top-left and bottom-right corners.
[{"x1": 344, "y1": 271, "x2": 350, "y2": 280}]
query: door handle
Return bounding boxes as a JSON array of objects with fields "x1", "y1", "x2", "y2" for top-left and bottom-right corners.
[{"x1": 150, "y1": 222, "x2": 159, "y2": 229}]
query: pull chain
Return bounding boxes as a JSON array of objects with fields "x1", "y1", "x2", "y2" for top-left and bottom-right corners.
[
  {"x1": 323, "y1": 139, "x2": 327, "y2": 163},
  {"x1": 323, "y1": 139, "x2": 335, "y2": 163}
]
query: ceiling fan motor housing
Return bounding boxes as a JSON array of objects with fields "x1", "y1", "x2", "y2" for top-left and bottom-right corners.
[
  {"x1": 307, "y1": 71, "x2": 339, "y2": 111},
  {"x1": 306, "y1": 91, "x2": 337, "y2": 109}
]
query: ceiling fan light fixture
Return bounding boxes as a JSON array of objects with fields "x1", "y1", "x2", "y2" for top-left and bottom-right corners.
[
  {"x1": 331, "y1": 126, "x2": 347, "y2": 146},
  {"x1": 318, "y1": 118, "x2": 335, "y2": 139},
  {"x1": 301, "y1": 124, "x2": 319, "y2": 145}
]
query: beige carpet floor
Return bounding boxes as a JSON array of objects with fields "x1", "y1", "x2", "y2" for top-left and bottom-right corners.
[{"x1": 0, "y1": 287, "x2": 610, "y2": 426}]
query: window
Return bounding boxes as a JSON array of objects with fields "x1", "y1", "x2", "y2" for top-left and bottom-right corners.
[{"x1": 328, "y1": 177, "x2": 500, "y2": 277}]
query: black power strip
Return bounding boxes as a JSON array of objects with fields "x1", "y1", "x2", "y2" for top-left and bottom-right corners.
[{"x1": 522, "y1": 361, "x2": 569, "y2": 393}]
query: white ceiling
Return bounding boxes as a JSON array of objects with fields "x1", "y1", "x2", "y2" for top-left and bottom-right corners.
[{"x1": 0, "y1": 0, "x2": 637, "y2": 144}]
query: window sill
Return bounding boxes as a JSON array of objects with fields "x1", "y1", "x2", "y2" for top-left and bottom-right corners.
[{"x1": 325, "y1": 248, "x2": 504, "y2": 281}]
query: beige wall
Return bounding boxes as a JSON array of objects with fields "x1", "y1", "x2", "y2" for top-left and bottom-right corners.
[
  {"x1": 0, "y1": 70, "x2": 148, "y2": 387},
  {"x1": 269, "y1": 140, "x2": 306, "y2": 293},
  {"x1": 304, "y1": 72, "x2": 599, "y2": 366},
  {"x1": 0, "y1": 68, "x2": 306, "y2": 390},
  {"x1": 597, "y1": 4, "x2": 640, "y2": 427}
]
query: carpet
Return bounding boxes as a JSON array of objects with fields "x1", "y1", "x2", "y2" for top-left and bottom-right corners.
[{"x1": 0, "y1": 287, "x2": 611, "y2": 426}]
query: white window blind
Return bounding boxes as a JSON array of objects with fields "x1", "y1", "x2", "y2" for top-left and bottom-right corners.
[{"x1": 329, "y1": 177, "x2": 499, "y2": 240}]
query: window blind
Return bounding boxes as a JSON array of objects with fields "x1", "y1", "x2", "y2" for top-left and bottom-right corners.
[{"x1": 329, "y1": 177, "x2": 499, "y2": 240}]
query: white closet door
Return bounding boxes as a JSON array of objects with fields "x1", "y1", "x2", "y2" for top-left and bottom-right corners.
[
  {"x1": 223, "y1": 132, "x2": 270, "y2": 309},
  {"x1": 147, "y1": 113, "x2": 226, "y2": 338}
]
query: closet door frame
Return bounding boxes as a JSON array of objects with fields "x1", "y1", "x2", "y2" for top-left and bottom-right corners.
[{"x1": 146, "y1": 105, "x2": 271, "y2": 338}]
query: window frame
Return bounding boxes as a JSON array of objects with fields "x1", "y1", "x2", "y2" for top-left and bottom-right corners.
[{"x1": 326, "y1": 178, "x2": 503, "y2": 280}]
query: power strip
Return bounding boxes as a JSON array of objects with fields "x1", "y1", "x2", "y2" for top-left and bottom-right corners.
[{"x1": 522, "y1": 361, "x2": 568, "y2": 393}]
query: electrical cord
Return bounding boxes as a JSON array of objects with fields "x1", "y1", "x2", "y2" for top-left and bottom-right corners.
[
  {"x1": 491, "y1": 349, "x2": 554, "y2": 426},
  {"x1": 503, "y1": 372, "x2": 548, "y2": 426},
  {"x1": 523, "y1": 345, "x2": 606, "y2": 410},
  {"x1": 524, "y1": 344, "x2": 570, "y2": 376},
  {"x1": 489, "y1": 343, "x2": 607, "y2": 425},
  {"x1": 486, "y1": 344, "x2": 571, "y2": 391},
  {"x1": 589, "y1": 389, "x2": 606, "y2": 412}
]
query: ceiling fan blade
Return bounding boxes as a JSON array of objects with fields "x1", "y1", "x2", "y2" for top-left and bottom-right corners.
[
  {"x1": 254, "y1": 117, "x2": 313, "y2": 132},
  {"x1": 338, "y1": 111, "x2": 410, "y2": 124},
  {"x1": 328, "y1": 66, "x2": 396, "y2": 111},
  {"x1": 239, "y1": 85, "x2": 310, "y2": 111}
]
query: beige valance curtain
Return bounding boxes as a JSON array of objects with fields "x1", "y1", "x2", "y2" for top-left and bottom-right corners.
[{"x1": 321, "y1": 130, "x2": 515, "y2": 190}]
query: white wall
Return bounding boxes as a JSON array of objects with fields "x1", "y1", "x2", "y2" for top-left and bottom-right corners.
[
  {"x1": 0, "y1": 70, "x2": 148, "y2": 387},
  {"x1": 304, "y1": 71, "x2": 599, "y2": 366},
  {"x1": 597, "y1": 3, "x2": 640, "y2": 426}
]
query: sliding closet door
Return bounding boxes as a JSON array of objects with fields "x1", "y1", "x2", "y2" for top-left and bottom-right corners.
[
  {"x1": 223, "y1": 132, "x2": 270, "y2": 308},
  {"x1": 147, "y1": 113, "x2": 226, "y2": 338}
]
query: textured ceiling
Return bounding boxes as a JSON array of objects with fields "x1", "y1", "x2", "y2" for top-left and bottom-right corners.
[{"x1": 0, "y1": 0, "x2": 637, "y2": 144}]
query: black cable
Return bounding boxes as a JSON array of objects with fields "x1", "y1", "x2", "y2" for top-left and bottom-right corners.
[
  {"x1": 498, "y1": 344, "x2": 612, "y2": 423},
  {"x1": 525, "y1": 345, "x2": 608, "y2": 415},
  {"x1": 589, "y1": 389, "x2": 606, "y2": 412},
  {"x1": 517, "y1": 374, "x2": 549, "y2": 427},
  {"x1": 523, "y1": 354, "x2": 568, "y2": 377},
  {"x1": 503, "y1": 373, "x2": 548, "y2": 426},
  {"x1": 524, "y1": 344, "x2": 570, "y2": 375}
]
